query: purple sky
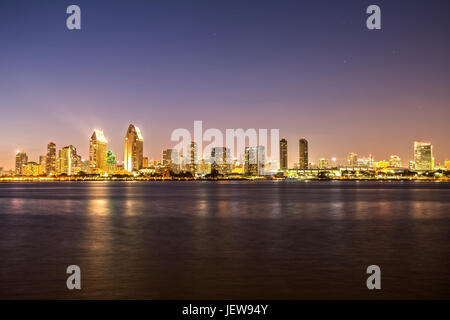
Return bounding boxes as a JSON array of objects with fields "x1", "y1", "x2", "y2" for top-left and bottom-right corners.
[{"x1": 1, "y1": 0, "x2": 449, "y2": 170}]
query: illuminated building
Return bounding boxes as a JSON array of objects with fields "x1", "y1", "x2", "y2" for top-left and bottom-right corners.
[
  {"x1": 189, "y1": 140, "x2": 198, "y2": 175},
  {"x1": 319, "y1": 158, "x2": 330, "y2": 169},
  {"x1": 106, "y1": 151, "x2": 117, "y2": 174},
  {"x1": 39, "y1": 155, "x2": 47, "y2": 175},
  {"x1": 445, "y1": 160, "x2": 450, "y2": 170},
  {"x1": 389, "y1": 155, "x2": 402, "y2": 168},
  {"x1": 298, "y1": 138, "x2": 308, "y2": 170},
  {"x1": 57, "y1": 145, "x2": 79, "y2": 176},
  {"x1": 0, "y1": 168, "x2": 3, "y2": 176},
  {"x1": 162, "y1": 149, "x2": 179, "y2": 173},
  {"x1": 279, "y1": 138, "x2": 288, "y2": 170},
  {"x1": 89, "y1": 130, "x2": 108, "y2": 174},
  {"x1": 357, "y1": 155, "x2": 374, "y2": 168},
  {"x1": 374, "y1": 160, "x2": 389, "y2": 169},
  {"x1": 15, "y1": 151, "x2": 28, "y2": 175},
  {"x1": 211, "y1": 147, "x2": 231, "y2": 175},
  {"x1": 347, "y1": 152, "x2": 358, "y2": 167},
  {"x1": 46, "y1": 142, "x2": 57, "y2": 175},
  {"x1": 124, "y1": 124, "x2": 143, "y2": 172},
  {"x1": 245, "y1": 146, "x2": 265, "y2": 176},
  {"x1": 143, "y1": 157, "x2": 148, "y2": 168},
  {"x1": 23, "y1": 162, "x2": 40, "y2": 176},
  {"x1": 414, "y1": 141, "x2": 434, "y2": 171}
]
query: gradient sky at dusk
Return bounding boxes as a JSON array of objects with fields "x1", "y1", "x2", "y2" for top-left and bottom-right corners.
[{"x1": 1, "y1": 0, "x2": 449, "y2": 169}]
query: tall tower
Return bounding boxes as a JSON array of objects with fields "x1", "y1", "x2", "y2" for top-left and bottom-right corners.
[
  {"x1": 414, "y1": 141, "x2": 434, "y2": 171},
  {"x1": 298, "y1": 137, "x2": 308, "y2": 169},
  {"x1": 189, "y1": 140, "x2": 198, "y2": 175},
  {"x1": 279, "y1": 138, "x2": 288, "y2": 170},
  {"x1": 57, "y1": 145, "x2": 79, "y2": 176},
  {"x1": 124, "y1": 124, "x2": 144, "y2": 172},
  {"x1": 15, "y1": 151, "x2": 28, "y2": 175},
  {"x1": 89, "y1": 130, "x2": 108, "y2": 174},
  {"x1": 46, "y1": 142, "x2": 57, "y2": 175}
]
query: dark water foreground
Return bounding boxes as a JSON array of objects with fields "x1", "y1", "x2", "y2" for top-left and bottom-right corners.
[{"x1": 0, "y1": 181, "x2": 449, "y2": 299}]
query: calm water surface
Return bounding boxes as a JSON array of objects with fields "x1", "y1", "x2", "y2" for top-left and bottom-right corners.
[{"x1": 0, "y1": 181, "x2": 449, "y2": 299}]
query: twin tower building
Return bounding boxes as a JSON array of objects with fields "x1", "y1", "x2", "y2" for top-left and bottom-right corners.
[{"x1": 88, "y1": 124, "x2": 143, "y2": 174}]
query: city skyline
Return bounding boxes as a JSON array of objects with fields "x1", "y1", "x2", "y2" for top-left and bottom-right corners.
[{"x1": 1, "y1": 1, "x2": 450, "y2": 169}]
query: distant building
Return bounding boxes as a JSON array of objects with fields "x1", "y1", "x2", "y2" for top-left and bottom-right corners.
[
  {"x1": 46, "y1": 142, "x2": 57, "y2": 175},
  {"x1": 445, "y1": 160, "x2": 450, "y2": 170},
  {"x1": 319, "y1": 158, "x2": 330, "y2": 169},
  {"x1": 189, "y1": 140, "x2": 198, "y2": 175},
  {"x1": 57, "y1": 145, "x2": 80, "y2": 176},
  {"x1": 162, "y1": 149, "x2": 179, "y2": 173},
  {"x1": 23, "y1": 162, "x2": 40, "y2": 176},
  {"x1": 389, "y1": 155, "x2": 402, "y2": 168},
  {"x1": 143, "y1": 157, "x2": 149, "y2": 168},
  {"x1": 211, "y1": 147, "x2": 231, "y2": 175},
  {"x1": 347, "y1": 152, "x2": 358, "y2": 167},
  {"x1": 15, "y1": 151, "x2": 28, "y2": 175},
  {"x1": 279, "y1": 138, "x2": 288, "y2": 170},
  {"x1": 414, "y1": 142, "x2": 434, "y2": 171},
  {"x1": 245, "y1": 146, "x2": 265, "y2": 176},
  {"x1": 124, "y1": 124, "x2": 144, "y2": 172},
  {"x1": 298, "y1": 138, "x2": 308, "y2": 169},
  {"x1": 106, "y1": 151, "x2": 117, "y2": 174},
  {"x1": 89, "y1": 130, "x2": 108, "y2": 174}
]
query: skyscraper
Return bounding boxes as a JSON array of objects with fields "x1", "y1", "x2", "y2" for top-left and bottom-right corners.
[
  {"x1": 162, "y1": 149, "x2": 179, "y2": 173},
  {"x1": 298, "y1": 137, "x2": 308, "y2": 170},
  {"x1": 319, "y1": 158, "x2": 330, "y2": 169},
  {"x1": 279, "y1": 138, "x2": 288, "y2": 170},
  {"x1": 89, "y1": 129, "x2": 108, "y2": 174},
  {"x1": 245, "y1": 146, "x2": 265, "y2": 176},
  {"x1": 211, "y1": 147, "x2": 231, "y2": 175},
  {"x1": 189, "y1": 140, "x2": 198, "y2": 175},
  {"x1": 124, "y1": 124, "x2": 144, "y2": 172},
  {"x1": 15, "y1": 151, "x2": 28, "y2": 175},
  {"x1": 46, "y1": 142, "x2": 57, "y2": 175},
  {"x1": 347, "y1": 152, "x2": 358, "y2": 167},
  {"x1": 57, "y1": 145, "x2": 79, "y2": 176},
  {"x1": 414, "y1": 141, "x2": 434, "y2": 171}
]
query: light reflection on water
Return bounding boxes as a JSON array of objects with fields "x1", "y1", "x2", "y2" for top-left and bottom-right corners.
[{"x1": 0, "y1": 181, "x2": 449, "y2": 299}]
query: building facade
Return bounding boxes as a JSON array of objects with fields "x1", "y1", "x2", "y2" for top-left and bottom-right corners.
[
  {"x1": 414, "y1": 141, "x2": 434, "y2": 171},
  {"x1": 89, "y1": 130, "x2": 108, "y2": 174},
  {"x1": 124, "y1": 124, "x2": 144, "y2": 172},
  {"x1": 46, "y1": 142, "x2": 57, "y2": 175},
  {"x1": 15, "y1": 151, "x2": 28, "y2": 175},
  {"x1": 298, "y1": 138, "x2": 308, "y2": 170},
  {"x1": 279, "y1": 138, "x2": 288, "y2": 170}
]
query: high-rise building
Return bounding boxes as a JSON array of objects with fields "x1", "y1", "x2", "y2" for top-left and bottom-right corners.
[
  {"x1": 124, "y1": 124, "x2": 144, "y2": 172},
  {"x1": 298, "y1": 138, "x2": 308, "y2": 169},
  {"x1": 57, "y1": 145, "x2": 79, "y2": 176},
  {"x1": 162, "y1": 149, "x2": 179, "y2": 173},
  {"x1": 15, "y1": 151, "x2": 28, "y2": 175},
  {"x1": 445, "y1": 160, "x2": 450, "y2": 170},
  {"x1": 46, "y1": 142, "x2": 57, "y2": 175},
  {"x1": 347, "y1": 152, "x2": 358, "y2": 167},
  {"x1": 89, "y1": 130, "x2": 108, "y2": 174},
  {"x1": 319, "y1": 158, "x2": 330, "y2": 169},
  {"x1": 189, "y1": 140, "x2": 198, "y2": 175},
  {"x1": 279, "y1": 138, "x2": 288, "y2": 170},
  {"x1": 245, "y1": 146, "x2": 265, "y2": 176},
  {"x1": 106, "y1": 151, "x2": 117, "y2": 174},
  {"x1": 414, "y1": 141, "x2": 434, "y2": 171},
  {"x1": 211, "y1": 147, "x2": 231, "y2": 175},
  {"x1": 39, "y1": 155, "x2": 47, "y2": 175},
  {"x1": 389, "y1": 155, "x2": 402, "y2": 168}
]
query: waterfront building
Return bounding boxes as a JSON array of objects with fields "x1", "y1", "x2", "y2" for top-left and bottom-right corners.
[
  {"x1": 15, "y1": 151, "x2": 28, "y2": 175},
  {"x1": 414, "y1": 141, "x2": 434, "y2": 171},
  {"x1": 106, "y1": 151, "x2": 117, "y2": 174},
  {"x1": 211, "y1": 147, "x2": 232, "y2": 175},
  {"x1": 89, "y1": 130, "x2": 108, "y2": 174},
  {"x1": 23, "y1": 162, "x2": 40, "y2": 176},
  {"x1": 162, "y1": 149, "x2": 180, "y2": 173},
  {"x1": 319, "y1": 158, "x2": 330, "y2": 169},
  {"x1": 389, "y1": 155, "x2": 402, "y2": 168},
  {"x1": 245, "y1": 146, "x2": 265, "y2": 176},
  {"x1": 347, "y1": 152, "x2": 358, "y2": 167},
  {"x1": 189, "y1": 140, "x2": 198, "y2": 175},
  {"x1": 298, "y1": 138, "x2": 308, "y2": 170},
  {"x1": 46, "y1": 142, "x2": 57, "y2": 175},
  {"x1": 445, "y1": 160, "x2": 450, "y2": 171},
  {"x1": 279, "y1": 138, "x2": 288, "y2": 170},
  {"x1": 124, "y1": 124, "x2": 144, "y2": 172},
  {"x1": 143, "y1": 157, "x2": 148, "y2": 168},
  {"x1": 57, "y1": 145, "x2": 79, "y2": 176}
]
